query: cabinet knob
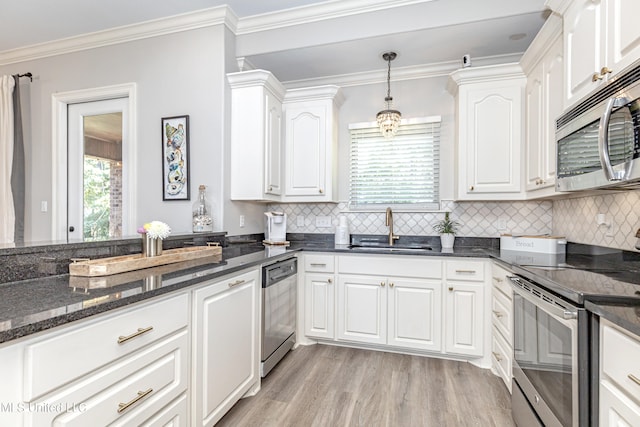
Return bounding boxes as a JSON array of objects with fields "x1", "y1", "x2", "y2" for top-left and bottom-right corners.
[
  {"x1": 592, "y1": 72, "x2": 604, "y2": 82},
  {"x1": 469, "y1": 186, "x2": 474, "y2": 191},
  {"x1": 492, "y1": 352, "x2": 503, "y2": 362},
  {"x1": 601, "y1": 66, "x2": 613, "y2": 76},
  {"x1": 327, "y1": 278, "x2": 332, "y2": 283},
  {"x1": 448, "y1": 287, "x2": 454, "y2": 291},
  {"x1": 493, "y1": 276, "x2": 503, "y2": 283},
  {"x1": 319, "y1": 189, "x2": 323, "y2": 194},
  {"x1": 380, "y1": 282, "x2": 386, "y2": 287},
  {"x1": 268, "y1": 186, "x2": 273, "y2": 191},
  {"x1": 493, "y1": 310, "x2": 504, "y2": 318},
  {"x1": 389, "y1": 282, "x2": 395, "y2": 288}
]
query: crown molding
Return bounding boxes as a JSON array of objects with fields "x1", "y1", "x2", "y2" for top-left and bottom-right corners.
[
  {"x1": 282, "y1": 52, "x2": 524, "y2": 89},
  {"x1": 0, "y1": 6, "x2": 237, "y2": 66},
  {"x1": 447, "y1": 62, "x2": 526, "y2": 95},
  {"x1": 520, "y1": 14, "x2": 562, "y2": 74},
  {"x1": 236, "y1": 0, "x2": 434, "y2": 34}
]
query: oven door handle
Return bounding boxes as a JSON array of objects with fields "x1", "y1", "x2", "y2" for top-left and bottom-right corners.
[{"x1": 508, "y1": 276, "x2": 578, "y2": 321}]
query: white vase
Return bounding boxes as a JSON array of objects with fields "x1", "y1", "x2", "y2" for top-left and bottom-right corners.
[{"x1": 440, "y1": 233, "x2": 455, "y2": 249}]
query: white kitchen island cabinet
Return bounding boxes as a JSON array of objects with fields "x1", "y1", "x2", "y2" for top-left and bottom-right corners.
[
  {"x1": 448, "y1": 64, "x2": 526, "y2": 200},
  {"x1": 0, "y1": 292, "x2": 190, "y2": 427},
  {"x1": 192, "y1": 268, "x2": 260, "y2": 427}
]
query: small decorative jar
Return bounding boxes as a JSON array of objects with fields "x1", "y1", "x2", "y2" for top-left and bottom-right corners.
[
  {"x1": 192, "y1": 184, "x2": 214, "y2": 232},
  {"x1": 142, "y1": 234, "x2": 163, "y2": 257}
]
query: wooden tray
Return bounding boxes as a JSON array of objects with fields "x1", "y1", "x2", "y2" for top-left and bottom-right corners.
[{"x1": 69, "y1": 246, "x2": 222, "y2": 277}]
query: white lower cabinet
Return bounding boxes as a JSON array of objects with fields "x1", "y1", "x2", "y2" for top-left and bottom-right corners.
[
  {"x1": 599, "y1": 319, "x2": 640, "y2": 427},
  {"x1": 337, "y1": 274, "x2": 388, "y2": 345},
  {"x1": 304, "y1": 273, "x2": 335, "y2": 340},
  {"x1": 192, "y1": 268, "x2": 260, "y2": 427},
  {"x1": 491, "y1": 262, "x2": 515, "y2": 392},
  {"x1": 444, "y1": 281, "x2": 484, "y2": 357}
]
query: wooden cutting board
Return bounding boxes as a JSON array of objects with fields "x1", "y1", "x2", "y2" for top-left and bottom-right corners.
[{"x1": 69, "y1": 246, "x2": 222, "y2": 277}]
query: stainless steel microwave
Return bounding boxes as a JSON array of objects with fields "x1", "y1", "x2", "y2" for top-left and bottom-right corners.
[{"x1": 556, "y1": 62, "x2": 640, "y2": 192}]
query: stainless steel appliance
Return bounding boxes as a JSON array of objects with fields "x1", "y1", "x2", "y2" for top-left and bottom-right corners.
[
  {"x1": 556, "y1": 60, "x2": 640, "y2": 192},
  {"x1": 509, "y1": 275, "x2": 589, "y2": 427},
  {"x1": 261, "y1": 257, "x2": 297, "y2": 377}
]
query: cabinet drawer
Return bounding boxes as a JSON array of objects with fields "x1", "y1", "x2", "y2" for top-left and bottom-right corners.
[
  {"x1": 491, "y1": 263, "x2": 513, "y2": 298},
  {"x1": 338, "y1": 255, "x2": 441, "y2": 278},
  {"x1": 28, "y1": 330, "x2": 188, "y2": 426},
  {"x1": 492, "y1": 329, "x2": 512, "y2": 393},
  {"x1": 601, "y1": 321, "x2": 640, "y2": 404},
  {"x1": 492, "y1": 286, "x2": 513, "y2": 345},
  {"x1": 304, "y1": 254, "x2": 335, "y2": 272},
  {"x1": 24, "y1": 292, "x2": 189, "y2": 401},
  {"x1": 446, "y1": 260, "x2": 485, "y2": 281}
]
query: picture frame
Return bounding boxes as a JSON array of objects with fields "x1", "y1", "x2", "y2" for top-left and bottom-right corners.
[{"x1": 162, "y1": 115, "x2": 190, "y2": 201}]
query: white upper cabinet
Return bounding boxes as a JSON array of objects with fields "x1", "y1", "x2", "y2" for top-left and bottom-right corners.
[
  {"x1": 521, "y1": 15, "x2": 563, "y2": 195},
  {"x1": 282, "y1": 86, "x2": 343, "y2": 202},
  {"x1": 228, "y1": 70, "x2": 286, "y2": 201},
  {"x1": 448, "y1": 64, "x2": 526, "y2": 200},
  {"x1": 552, "y1": 0, "x2": 640, "y2": 108}
]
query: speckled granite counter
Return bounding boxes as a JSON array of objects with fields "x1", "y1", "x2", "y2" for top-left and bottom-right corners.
[{"x1": 585, "y1": 301, "x2": 640, "y2": 337}]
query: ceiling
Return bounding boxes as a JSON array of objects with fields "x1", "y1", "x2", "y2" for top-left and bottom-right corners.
[{"x1": 0, "y1": 0, "x2": 550, "y2": 83}]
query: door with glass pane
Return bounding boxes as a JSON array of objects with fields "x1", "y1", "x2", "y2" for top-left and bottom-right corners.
[{"x1": 67, "y1": 98, "x2": 128, "y2": 241}]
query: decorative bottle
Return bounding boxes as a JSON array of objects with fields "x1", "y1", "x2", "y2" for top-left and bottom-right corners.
[{"x1": 192, "y1": 185, "x2": 213, "y2": 232}]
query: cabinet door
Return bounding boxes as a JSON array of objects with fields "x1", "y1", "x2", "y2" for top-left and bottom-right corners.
[
  {"x1": 445, "y1": 282, "x2": 484, "y2": 357},
  {"x1": 387, "y1": 277, "x2": 442, "y2": 352},
  {"x1": 543, "y1": 36, "x2": 563, "y2": 187},
  {"x1": 606, "y1": 0, "x2": 640, "y2": 79},
  {"x1": 462, "y1": 83, "x2": 523, "y2": 196},
  {"x1": 564, "y1": 0, "x2": 605, "y2": 107},
  {"x1": 599, "y1": 381, "x2": 640, "y2": 427},
  {"x1": 193, "y1": 269, "x2": 259, "y2": 427},
  {"x1": 337, "y1": 274, "x2": 387, "y2": 345},
  {"x1": 264, "y1": 90, "x2": 283, "y2": 196},
  {"x1": 304, "y1": 273, "x2": 335, "y2": 340},
  {"x1": 284, "y1": 104, "x2": 327, "y2": 197},
  {"x1": 525, "y1": 61, "x2": 544, "y2": 191}
]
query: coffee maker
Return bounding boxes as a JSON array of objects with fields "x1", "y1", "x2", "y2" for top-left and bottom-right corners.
[{"x1": 264, "y1": 211, "x2": 287, "y2": 244}]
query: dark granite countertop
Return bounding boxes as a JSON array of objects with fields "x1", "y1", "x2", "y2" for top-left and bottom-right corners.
[
  {"x1": 1, "y1": 235, "x2": 638, "y2": 345},
  {"x1": 585, "y1": 301, "x2": 640, "y2": 337}
]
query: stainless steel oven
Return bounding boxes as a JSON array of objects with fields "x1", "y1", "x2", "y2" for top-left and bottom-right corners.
[{"x1": 509, "y1": 275, "x2": 590, "y2": 427}]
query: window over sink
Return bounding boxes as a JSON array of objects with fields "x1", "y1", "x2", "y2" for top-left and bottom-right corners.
[{"x1": 349, "y1": 116, "x2": 441, "y2": 210}]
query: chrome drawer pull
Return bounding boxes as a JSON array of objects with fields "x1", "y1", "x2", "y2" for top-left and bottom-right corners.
[
  {"x1": 492, "y1": 352, "x2": 502, "y2": 362},
  {"x1": 629, "y1": 374, "x2": 640, "y2": 387},
  {"x1": 117, "y1": 388, "x2": 153, "y2": 413},
  {"x1": 229, "y1": 279, "x2": 246, "y2": 288},
  {"x1": 117, "y1": 326, "x2": 154, "y2": 344},
  {"x1": 455, "y1": 270, "x2": 476, "y2": 274},
  {"x1": 310, "y1": 263, "x2": 327, "y2": 267},
  {"x1": 492, "y1": 310, "x2": 504, "y2": 318}
]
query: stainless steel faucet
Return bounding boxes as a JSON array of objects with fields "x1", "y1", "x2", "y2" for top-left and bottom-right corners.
[{"x1": 385, "y1": 207, "x2": 400, "y2": 246}]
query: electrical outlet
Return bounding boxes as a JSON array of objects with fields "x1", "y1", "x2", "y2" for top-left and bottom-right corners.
[
  {"x1": 605, "y1": 220, "x2": 614, "y2": 237},
  {"x1": 40, "y1": 201, "x2": 48, "y2": 213},
  {"x1": 297, "y1": 216, "x2": 305, "y2": 227},
  {"x1": 239, "y1": 215, "x2": 245, "y2": 227},
  {"x1": 497, "y1": 218, "x2": 507, "y2": 231},
  {"x1": 315, "y1": 216, "x2": 332, "y2": 228}
]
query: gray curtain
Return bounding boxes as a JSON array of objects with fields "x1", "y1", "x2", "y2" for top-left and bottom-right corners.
[{"x1": 11, "y1": 75, "x2": 24, "y2": 243}]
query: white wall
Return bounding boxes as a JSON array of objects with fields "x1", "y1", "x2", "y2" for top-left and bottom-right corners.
[{"x1": 0, "y1": 24, "x2": 267, "y2": 241}]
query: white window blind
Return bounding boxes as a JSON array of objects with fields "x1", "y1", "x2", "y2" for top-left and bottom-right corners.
[{"x1": 349, "y1": 117, "x2": 440, "y2": 209}]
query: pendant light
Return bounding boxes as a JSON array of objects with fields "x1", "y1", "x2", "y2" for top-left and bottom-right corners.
[{"x1": 376, "y1": 51, "x2": 401, "y2": 139}]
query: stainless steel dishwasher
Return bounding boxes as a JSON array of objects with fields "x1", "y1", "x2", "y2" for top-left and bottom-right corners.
[{"x1": 261, "y1": 256, "x2": 297, "y2": 377}]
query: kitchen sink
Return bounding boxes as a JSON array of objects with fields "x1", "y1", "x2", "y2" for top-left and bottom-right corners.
[{"x1": 348, "y1": 244, "x2": 432, "y2": 252}]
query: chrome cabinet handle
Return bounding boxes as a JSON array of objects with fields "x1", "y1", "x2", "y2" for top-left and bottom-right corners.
[
  {"x1": 117, "y1": 326, "x2": 154, "y2": 344},
  {"x1": 118, "y1": 388, "x2": 153, "y2": 413},
  {"x1": 229, "y1": 279, "x2": 246, "y2": 288},
  {"x1": 493, "y1": 310, "x2": 504, "y2": 318},
  {"x1": 492, "y1": 352, "x2": 502, "y2": 362},
  {"x1": 628, "y1": 374, "x2": 640, "y2": 387}
]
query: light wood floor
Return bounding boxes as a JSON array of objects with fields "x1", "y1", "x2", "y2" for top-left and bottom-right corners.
[{"x1": 217, "y1": 344, "x2": 515, "y2": 427}]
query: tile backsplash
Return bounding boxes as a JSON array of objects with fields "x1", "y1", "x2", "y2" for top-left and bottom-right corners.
[
  {"x1": 553, "y1": 191, "x2": 640, "y2": 252},
  {"x1": 267, "y1": 200, "x2": 553, "y2": 238}
]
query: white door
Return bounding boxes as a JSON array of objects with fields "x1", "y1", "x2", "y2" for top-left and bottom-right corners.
[
  {"x1": 445, "y1": 282, "x2": 484, "y2": 356},
  {"x1": 67, "y1": 98, "x2": 129, "y2": 241},
  {"x1": 337, "y1": 274, "x2": 387, "y2": 345},
  {"x1": 304, "y1": 273, "x2": 335, "y2": 339}
]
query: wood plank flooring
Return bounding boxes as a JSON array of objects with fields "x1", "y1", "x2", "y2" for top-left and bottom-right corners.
[{"x1": 217, "y1": 344, "x2": 515, "y2": 427}]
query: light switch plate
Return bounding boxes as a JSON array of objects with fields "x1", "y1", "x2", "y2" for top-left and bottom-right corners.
[{"x1": 297, "y1": 216, "x2": 305, "y2": 227}]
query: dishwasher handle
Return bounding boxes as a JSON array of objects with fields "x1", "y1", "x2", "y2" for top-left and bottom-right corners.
[{"x1": 262, "y1": 258, "x2": 298, "y2": 288}]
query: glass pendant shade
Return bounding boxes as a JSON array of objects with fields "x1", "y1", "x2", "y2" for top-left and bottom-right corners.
[{"x1": 377, "y1": 52, "x2": 401, "y2": 139}]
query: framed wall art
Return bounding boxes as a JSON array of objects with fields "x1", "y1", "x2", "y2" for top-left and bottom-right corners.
[{"x1": 162, "y1": 115, "x2": 190, "y2": 201}]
